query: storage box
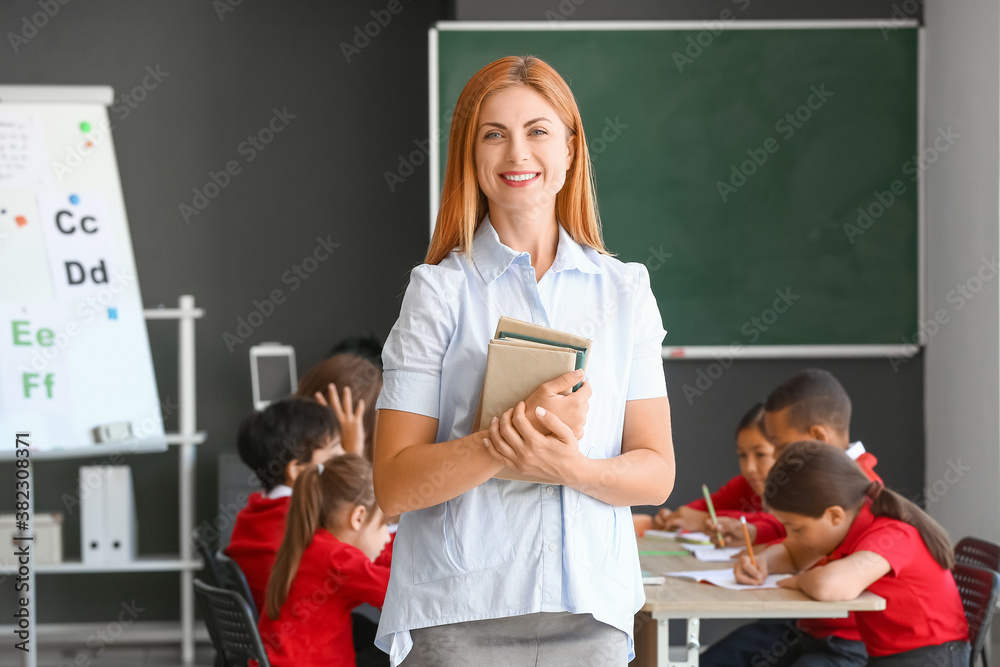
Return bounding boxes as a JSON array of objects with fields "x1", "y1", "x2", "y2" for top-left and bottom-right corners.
[{"x1": 0, "y1": 513, "x2": 63, "y2": 566}]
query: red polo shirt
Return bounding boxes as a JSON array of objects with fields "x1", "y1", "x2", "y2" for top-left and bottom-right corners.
[
  {"x1": 226, "y1": 493, "x2": 291, "y2": 615},
  {"x1": 226, "y1": 492, "x2": 395, "y2": 616},
  {"x1": 824, "y1": 501, "x2": 968, "y2": 657},
  {"x1": 797, "y1": 446, "x2": 882, "y2": 641},
  {"x1": 258, "y1": 529, "x2": 391, "y2": 667},
  {"x1": 686, "y1": 474, "x2": 786, "y2": 543}
]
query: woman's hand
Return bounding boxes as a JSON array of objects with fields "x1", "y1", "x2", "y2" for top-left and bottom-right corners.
[
  {"x1": 484, "y1": 402, "x2": 584, "y2": 485},
  {"x1": 734, "y1": 553, "x2": 768, "y2": 586},
  {"x1": 523, "y1": 369, "x2": 591, "y2": 439},
  {"x1": 707, "y1": 516, "x2": 757, "y2": 547},
  {"x1": 315, "y1": 382, "x2": 366, "y2": 456}
]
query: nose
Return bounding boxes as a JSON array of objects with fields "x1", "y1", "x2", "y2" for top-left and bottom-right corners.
[{"x1": 505, "y1": 132, "x2": 529, "y2": 164}]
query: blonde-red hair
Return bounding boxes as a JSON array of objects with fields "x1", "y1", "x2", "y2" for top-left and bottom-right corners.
[{"x1": 425, "y1": 55, "x2": 609, "y2": 266}]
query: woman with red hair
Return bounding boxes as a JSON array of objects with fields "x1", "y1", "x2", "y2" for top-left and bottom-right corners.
[{"x1": 372, "y1": 56, "x2": 675, "y2": 666}]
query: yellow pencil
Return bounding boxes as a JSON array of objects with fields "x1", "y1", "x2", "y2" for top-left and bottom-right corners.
[{"x1": 740, "y1": 516, "x2": 756, "y2": 567}]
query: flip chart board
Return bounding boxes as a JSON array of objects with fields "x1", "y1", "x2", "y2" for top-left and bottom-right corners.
[{"x1": 0, "y1": 86, "x2": 164, "y2": 453}]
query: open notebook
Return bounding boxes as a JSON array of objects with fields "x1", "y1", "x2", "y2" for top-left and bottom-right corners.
[
  {"x1": 664, "y1": 570, "x2": 792, "y2": 591},
  {"x1": 474, "y1": 316, "x2": 592, "y2": 483}
]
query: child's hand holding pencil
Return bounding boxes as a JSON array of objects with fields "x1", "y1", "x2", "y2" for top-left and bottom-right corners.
[{"x1": 705, "y1": 515, "x2": 758, "y2": 547}]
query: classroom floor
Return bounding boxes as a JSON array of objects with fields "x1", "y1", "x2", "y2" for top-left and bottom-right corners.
[{"x1": 3, "y1": 616, "x2": 998, "y2": 666}]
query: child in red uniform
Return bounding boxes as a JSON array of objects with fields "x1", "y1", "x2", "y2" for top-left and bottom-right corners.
[
  {"x1": 652, "y1": 403, "x2": 785, "y2": 544},
  {"x1": 736, "y1": 442, "x2": 970, "y2": 666},
  {"x1": 226, "y1": 397, "x2": 342, "y2": 614},
  {"x1": 259, "y1": 454, "x2": 391, "y2": 667},
  {"x1": 701, "y1": 369, "x2": 882, "y2": 667}
]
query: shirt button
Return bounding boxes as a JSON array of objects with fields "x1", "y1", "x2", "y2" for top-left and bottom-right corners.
[
  {"x1": 546, "y1": 486, "x2": 555, "y2": 495},
  {"x1": 548, "y1": 543, "x2": 557, "y2": 552}
]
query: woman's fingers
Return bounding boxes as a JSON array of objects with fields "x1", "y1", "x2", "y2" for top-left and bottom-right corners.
[
  {"x1": 313, "y1": 390, "x2": 329, "y2": 407},
  {"x1": 532, "y1": 405, "x2": 575, "y2": 442},
  {"x1": 487, "y1": 415, "x2": 518, "y2": 466},
  {"x1": 497, "y1": 406, "x2": 525, "y2": 451}
]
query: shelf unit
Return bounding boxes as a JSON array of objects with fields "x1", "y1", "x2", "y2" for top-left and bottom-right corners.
[{"x1": 4, "y1": 295, "x2": 205, "y2": 667}]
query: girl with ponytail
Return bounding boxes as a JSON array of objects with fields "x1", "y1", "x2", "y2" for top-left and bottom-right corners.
[
  {"x1": 734, "y1": 442, "x2": 969, "y2": 666},
  {"x1": 258, "y1": 454, "x2": 391, "y2": 667}
]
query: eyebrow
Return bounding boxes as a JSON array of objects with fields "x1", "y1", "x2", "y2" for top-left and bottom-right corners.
[{"x1": 479, "y1": 117, "x2": 552, "y2": 131}]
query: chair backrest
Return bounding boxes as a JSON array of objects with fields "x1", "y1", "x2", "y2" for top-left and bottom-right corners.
[
  {"x1": 193, "y1": 527, "x2": 225, "y2": 587},
  {"x1": 193, "y1": 578, "x2": 272, "y2": 667},
  {"x1": 955, "y1": 536, "x2": 1000, "y2": 573},
  {"x1": 217, "y1": 550, "x2": 260, "y2": 620},
  {"x1": 953, "y1": 562, "x2": 1000, "y2": 662}
]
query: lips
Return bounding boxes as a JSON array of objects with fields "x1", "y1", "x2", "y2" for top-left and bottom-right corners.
[{"x1": 499, "y1": 171, "x2": 540, "y2": 187}]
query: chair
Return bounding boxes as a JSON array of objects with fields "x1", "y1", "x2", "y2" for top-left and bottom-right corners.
[
  {"x1": 953, "y1": 563, "x2": 1000, "y2": 667},
  {"x1": 193, "y1": 527, "x2": 224, "y2": 587},
  {"x1": 955, "y1": 537, "x2": 1000, "y2": 667},
  {"x1": 217, "y1": 550, "x2": 260, "y2": 620},
  {"x1": 193, "y1": 578, "x2": 272, "y2": 667},
  {"x1": 956, "y1": 537, "x2": 1000, "y2": 572}
]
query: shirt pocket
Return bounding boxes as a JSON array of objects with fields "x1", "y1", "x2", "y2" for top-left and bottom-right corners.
[
  {"x1": 409, "y1": 483, "x2": 515, "y2": 584},
  {"x1": 571, "y1": 484, "x2": 631, "y2": 589}
]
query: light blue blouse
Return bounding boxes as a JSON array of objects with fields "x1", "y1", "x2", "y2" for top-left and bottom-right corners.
[{"x1": 374, "y1": 215, "x2": 668, "y2": 665}]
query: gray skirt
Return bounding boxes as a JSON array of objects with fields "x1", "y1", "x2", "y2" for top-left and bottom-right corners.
[{"x1": 399, "y1": 611, "x2": 628, "y2": 667}]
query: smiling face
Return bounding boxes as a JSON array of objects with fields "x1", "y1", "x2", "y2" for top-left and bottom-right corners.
[
  {"x1": 736, "y1": 426, "x2": 777, "y2": 496},
  {"x1": 474, "y1": 85, "x2": 576, "y2": 217}
]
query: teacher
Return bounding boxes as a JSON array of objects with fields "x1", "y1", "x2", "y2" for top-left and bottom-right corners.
[{"x1": 373, "y1": 55, "x2": 675, "y2": 667}]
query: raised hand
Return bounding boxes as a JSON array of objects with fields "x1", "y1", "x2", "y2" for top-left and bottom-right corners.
[{"x1": 315, "y1": 382, "x2": 366, "y2": 457}]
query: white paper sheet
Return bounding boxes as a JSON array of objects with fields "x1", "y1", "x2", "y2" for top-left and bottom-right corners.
[
  {"x1": 664, "y1": 569, "x2": 793, "y2": 591},
  {"x1": 692, "y1": 547, "x2": 744, "y2": 562}
]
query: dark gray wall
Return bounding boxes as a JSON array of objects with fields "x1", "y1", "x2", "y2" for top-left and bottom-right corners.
[{"x1": 0, "y1": 0, "x2": 926, "y2": 636}]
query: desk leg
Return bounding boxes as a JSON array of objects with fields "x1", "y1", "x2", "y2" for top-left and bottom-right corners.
[{"x1": 654, "y1": 616, "x2": 701, "y2": 667}]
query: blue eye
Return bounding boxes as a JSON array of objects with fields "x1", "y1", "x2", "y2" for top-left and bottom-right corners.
[
  {"x1": 484, "y1": 130, "x2": 501, "y2": 139},
  {"x1": 530, "y1": 128, "x2": 548, "y2": 136}
]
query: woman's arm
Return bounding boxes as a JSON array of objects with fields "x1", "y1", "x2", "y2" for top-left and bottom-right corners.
[
  {"x1": 374, "y1": 370, "x2": 592, "y2": 516},
  {"x1": 486, "y1": 395, "x2": 674, "y2": 507},
  {"x1": 372, "y1": 410, "x2": 502, "y2": 517}
]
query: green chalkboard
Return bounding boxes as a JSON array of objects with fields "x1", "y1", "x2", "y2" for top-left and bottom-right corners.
[{"x1": 436, "y1": 27, "x2": 919, "y2": 347}]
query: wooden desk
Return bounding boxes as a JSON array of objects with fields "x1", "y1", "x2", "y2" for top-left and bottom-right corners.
[{"x1": 636, "y1": 538, "x2": 885, "y2": 667}]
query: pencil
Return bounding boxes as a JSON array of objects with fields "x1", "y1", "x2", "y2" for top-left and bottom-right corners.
[
  {"x1": 701, "y1": 484, "x2": 725, "y2": 547},
  {"x1": 741, "y1": 516, "x2": 757, "y2": 567}
]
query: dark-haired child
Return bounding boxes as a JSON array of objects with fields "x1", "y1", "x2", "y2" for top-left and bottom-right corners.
[
  {"x1": 701, "y1": 370, "x2": 882, "y2": 667},
  {"x1": 762, "y1": 368, "x2": 881, "y2": 482},
  {"x1": 652, "y1": 403, "x2": 785, "y2": 544},
  {"x1": 259, "y1": 454, "x2": 391, "y2": 667},
  {"x1": 735, "y1": 442, "x2": 969, "y2": 666},
  {"x1": 226, "y1": 397, "x2": 341, "y2": 614}
]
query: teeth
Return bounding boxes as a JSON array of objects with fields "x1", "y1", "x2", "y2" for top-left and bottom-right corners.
[{"x1": 502, "y1": 173, "x2": 538, "y2": 182}]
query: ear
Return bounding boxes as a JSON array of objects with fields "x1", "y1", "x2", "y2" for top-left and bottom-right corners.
[
  {"x1": 565, "y1": 130, "x2": 576, "y2": 171},
  {"x1": 825, "y1": 505, "x2": 848, "y2": 527},
  {"x1": 808, "y1": 424, "x2": 835, "y2": 444},
  {"x1": 348, "y1": 505, "x2": 367, "y2": 531},
  {"x1": 285, "y1": 459, "x2": 307, "y2": 486}
]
